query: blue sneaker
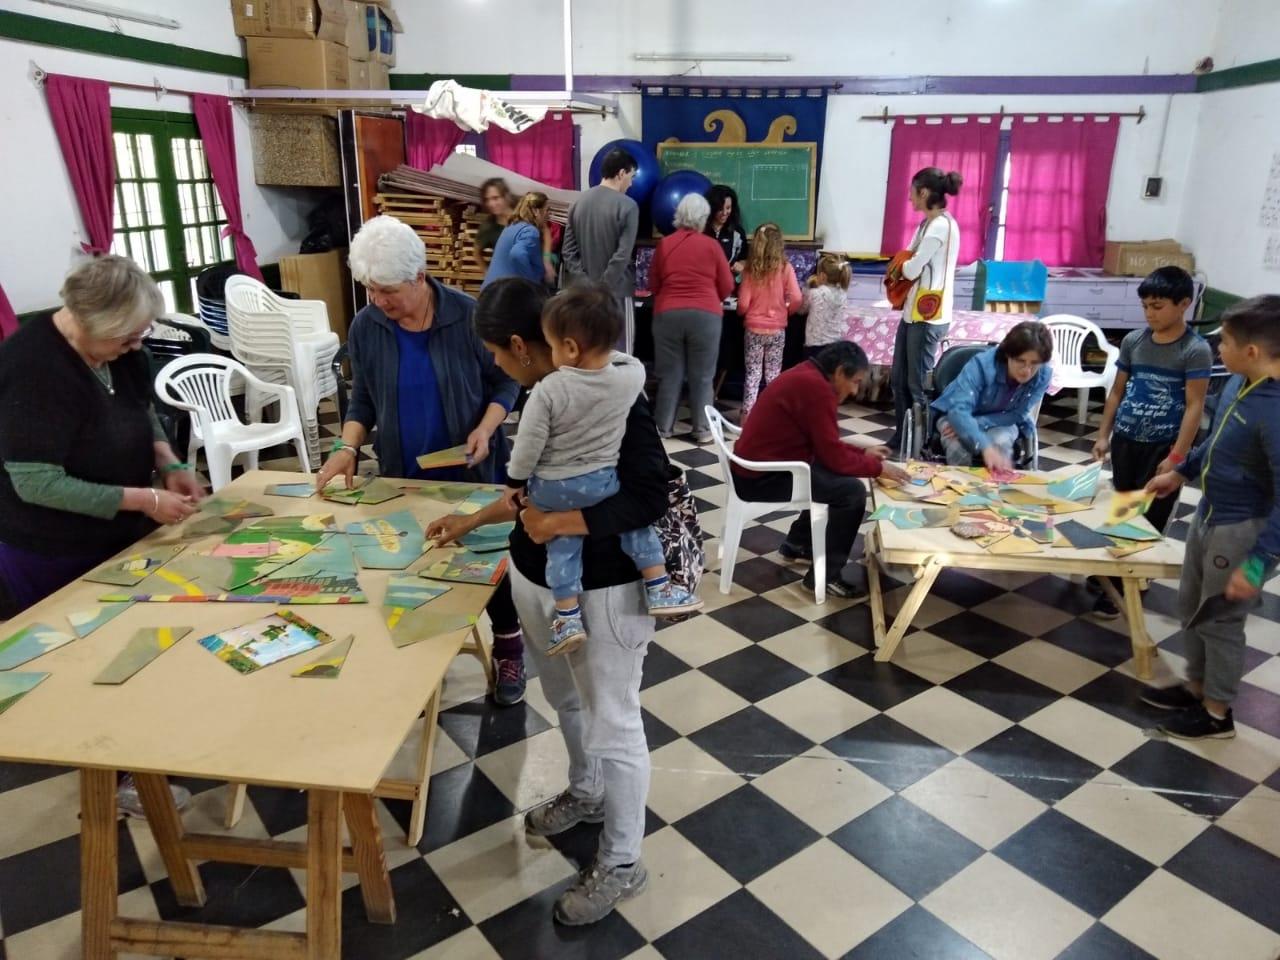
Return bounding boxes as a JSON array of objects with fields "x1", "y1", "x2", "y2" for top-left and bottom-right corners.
[
  {"x1": 548, "y1": 614, "x2": 586, "y2": 657},
  {"x1": 492, "y1": 657, "x2": 527, "y2": 707},
  {"x1": 646, "y1": 581, "x2": 703, "y2": 618}
]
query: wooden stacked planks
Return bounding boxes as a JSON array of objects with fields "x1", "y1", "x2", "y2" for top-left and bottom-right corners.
[{"x1": 374, "y1": 191, "x2": 487, "y2": 294}]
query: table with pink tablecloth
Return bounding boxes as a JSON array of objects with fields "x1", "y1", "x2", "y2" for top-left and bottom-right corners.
[{"x1": 843, "y1": 305, "x2": 1061, "y2": 399}]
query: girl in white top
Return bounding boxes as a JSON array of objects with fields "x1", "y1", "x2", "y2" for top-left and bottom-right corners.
[
  {"x1": 801, "y1": 253, "x2": 851, "y2": 356},
  {"x1": 887, "y1": 167, "x2": 963, "y2": 454}
]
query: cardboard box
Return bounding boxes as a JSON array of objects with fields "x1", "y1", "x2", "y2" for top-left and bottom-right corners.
[
  {"x1": 250, "y1": 112, "x2": 342, "y2": 186},
  {"x1": 370, "y1": 2, "x2": 401, "y2": 66},
  {"x1": 343, "y1": 1, "x2": 376, "y2": 59},
  {"x1": 247, "y1": 37, "x2": 349, "y2": 90},
  {"x1": 231, "y1": 0, "x2": 347, "y2": 41},
  {"x1": 279, "y1": 250, "x2": 354, "y2": 343},
  {"x1": 367, "y1": 60, "x2": 389, "y2": 89},
  {"x1": 1103, "y1": 240, "x2": 1195, "y2": 278}
]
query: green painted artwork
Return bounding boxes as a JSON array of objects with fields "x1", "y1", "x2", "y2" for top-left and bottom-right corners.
[
  {"x1": 198, "y1": 611, "x2": 334, "y2": 674},
  {"x1": 0, "y1": 623, "x2": 75, "y2": 670},
  {"x1": 0, "y1": 672, "x2": 50, "y2": 716},
  {"x1": 94, "y1": 627, "x2": 191, "y2": 684},
  {"x1": 67, "y1": 602, "x2": 133, "y2": 639},
  {"x1": 322, "y1": 477, "x2": 403, "y2": 506},
  {"x1": 292, "y1": 634, "x2": 353, "y2": 678},
  {"x1": 346, "y1": 510, "x2": 426, "y2": 569},
  {"x1": 83, "y1": 544, "x2": 186, "y2": 586}
]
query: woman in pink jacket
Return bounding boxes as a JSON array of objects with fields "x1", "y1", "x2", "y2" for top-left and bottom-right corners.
[{"x1": 736, "y1": 222, "x2": 800, "y2": 421}]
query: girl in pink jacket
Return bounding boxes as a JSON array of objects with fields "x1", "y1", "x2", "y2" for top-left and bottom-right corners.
[{"x1": 737, "y1": 222, "x2": 801, "y2": 420}]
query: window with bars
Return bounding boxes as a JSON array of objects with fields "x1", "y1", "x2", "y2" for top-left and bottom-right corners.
[{"x1": 110, "y1": 109, "x2": 234, "y2": 313}]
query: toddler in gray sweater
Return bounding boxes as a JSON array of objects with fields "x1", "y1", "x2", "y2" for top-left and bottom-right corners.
[{"x1": 505, "y1": 286, "x2": 702, "y2": 655}]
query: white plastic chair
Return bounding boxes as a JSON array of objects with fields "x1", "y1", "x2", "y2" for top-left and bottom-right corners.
[
  {"x1": 1042, "y1": 315, "x2": 1120, "y2": 424},
  {"x1": 705, "y1": 406, "x2": 830, "y2": 604},
  {"x1": 223, "y1": 275, "x2": 340, "y2": 466},
  {"x1": 155, "y1": 354, "x2": 312, "y2": 491}
]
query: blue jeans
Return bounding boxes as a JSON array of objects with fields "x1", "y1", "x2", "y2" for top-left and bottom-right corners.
[
  {"x1": 890, "y1": 319, "x2": 950, "y2": 445},
  {"x1": 528, "y1": 467, "x2": 666, "y2": 601}
]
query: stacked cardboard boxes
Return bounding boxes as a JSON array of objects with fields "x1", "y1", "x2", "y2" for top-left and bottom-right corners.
[
  {"x1": 1102, "y1": 240, "x2": 1196, "y2": 278},
  {"x1": 232, "y1": 0, "x2": 401, "y2": 91}
]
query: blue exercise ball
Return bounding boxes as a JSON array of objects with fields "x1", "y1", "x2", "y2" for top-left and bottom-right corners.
[
  {"x1": 587, "y1": 138, "x2": 659, "y2": 206},
  {"x1": 650, "y1": 169, "x2": 714, "y2": 235}
]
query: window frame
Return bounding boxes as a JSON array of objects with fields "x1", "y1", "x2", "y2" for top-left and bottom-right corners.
[
  {"x1": 110, "y1": 108, "x2": 233, "y2": 314},
  {"x1": 984, "y1": 127, "x2": 1013, "y2": 261}
]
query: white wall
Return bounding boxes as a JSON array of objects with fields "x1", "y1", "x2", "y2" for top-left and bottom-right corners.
[
  {"x1": 1179, "y1": 0, "x2": 1280, "y2": 295},
  {"x1": 0, "y1": 0, "x2": 307, "y2": 312},
  {"x1": 400, "y1": 0, "x2": 1221, "y2": 77}
]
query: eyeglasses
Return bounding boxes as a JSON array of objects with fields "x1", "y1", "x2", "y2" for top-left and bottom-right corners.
[{"x1": 115, "y1": 323, "x2": 154, "y2": 345}]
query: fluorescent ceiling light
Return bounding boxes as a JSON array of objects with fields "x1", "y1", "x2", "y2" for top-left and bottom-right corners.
[
  {"x1": 31, "y1": 0, "x2": 180, "y2": 30},
  {"x1": 634, "y1": 52, "x2": 792, "y2": 62}
]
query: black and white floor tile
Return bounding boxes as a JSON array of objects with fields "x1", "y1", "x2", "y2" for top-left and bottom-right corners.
[{"x1": 2, "y1": 392, "x2": 1279, "y2": 959}]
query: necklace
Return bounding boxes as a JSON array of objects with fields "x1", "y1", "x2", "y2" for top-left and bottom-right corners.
[{"x1": 92, "y1": 363, "x2": 114, "y2": 395}]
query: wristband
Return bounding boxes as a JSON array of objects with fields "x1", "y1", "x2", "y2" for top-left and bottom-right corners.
[
  {"x1": 330, "y1": 440, "x2": 356, "y2": 457},
  {"x1": 1241, "y1": 555, "x2": 1267, "y2": 590},
  {"x1": 149, "y1": 488, "x2": 159, "y2": 516},
  {"x1": 160, "y1": 462, "x2": 192, "y2": 473},
  {"x1": 1166, "y1": 451, "x2": 1186, "y2": 465}
]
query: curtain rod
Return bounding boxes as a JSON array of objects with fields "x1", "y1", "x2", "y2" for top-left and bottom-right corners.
[
  {"x1": 861, "y1": 105, "x2": 1146, "y2": 123},
  {"x1": 30, "y1": 63, "x2": 211, "y2": 100}
]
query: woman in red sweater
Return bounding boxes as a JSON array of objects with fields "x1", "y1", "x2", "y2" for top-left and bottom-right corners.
[{"x1": 649, "y1": 193, "x2": 735, "y2": 444}]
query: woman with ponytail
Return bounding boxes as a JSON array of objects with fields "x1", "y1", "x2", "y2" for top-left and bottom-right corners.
[{"x1": 886, "y1": 167, "x2": 963, "y2": 455}]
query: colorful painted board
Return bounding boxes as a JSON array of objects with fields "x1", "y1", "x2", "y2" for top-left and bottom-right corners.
[
  {"x1": 264, "y1": 483, "x2": 316, "y2": 498},
  {"x1": 384, "y1": 575, "x2": 449, "y2": 611},
  {"x1": 460, "y1": 521, "x2": 515, "y2": 552},
  {"x1": 345, "y1": 510, "x2": 425, "y2": 569},
  {"x1": 291, "y1": 634, "x2": 353, "y2": 678},
  {"x1": 0, "y1": 624, "x2": 75, "y2": 670},
  {"x1": 183, "y1": 515, "x2": 238, "y2": 538},
  {"x1": 67, "y1": 603, "x2": 132, "y2": 639},
  {"x1": 412, "y1": 482, "x2": 473, "y2": 502},
  {"x1": 1107, "y1": 541, "x2": 1157, "y2": 558},
  {"x1": 386, "y1": 606, "x2": 477, "y2": 649},
  {"x1": 198, "y1": 611, "x2": 334, "y2": 674},
  {"x1": 1104, "y1": 489, "x2": 1156, "y2": 526},
  {"x1": 1056, "y1": 520, "x2": 1114, "y2": 550},
  {"x1": 1046, "y1": 463, "x2": 1101, "y2": 503},
  {"x1": 419, "y1": 549, "x2": 508, "y2": 585},
  {"x1": 94, "y1": 627, "x2": 191, "y2": 684},
  {"x1": 869, "y1": 506, "x2": 955, "y2": 530},
  {"x1": 1095, "y1": 517, "x2": 1162, "y2": 542},
  {"x1": 452, "y1": 488, "x2": 506, "y2": 515},
  {"x1": 322, "y1": 477, "x2": 403, "y2": 506},
  {"x1": 83, "y1": 544, "x2": 186, "y2": 586},
  {"x1": 987, "y1": 531, "x2": 1042, "y2": 555},
  {"x1": 0, "y1": 672, "x2": 50, "y2": 715},
  {"x1": 201, "y1": 497, "x2": 274, "y2": 520},
  {"x1": 415, "y1": 444, "x2": 471, "y2": 471}
]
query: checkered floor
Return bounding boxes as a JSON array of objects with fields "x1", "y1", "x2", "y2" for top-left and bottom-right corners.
[{"x1": 2, "y1": 391, "x2": 1279, "y2": 959}]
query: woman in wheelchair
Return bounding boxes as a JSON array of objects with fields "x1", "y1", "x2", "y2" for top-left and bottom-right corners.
[{"x1": 929, "y1": 321, "x2": 1054, "y2": 471}]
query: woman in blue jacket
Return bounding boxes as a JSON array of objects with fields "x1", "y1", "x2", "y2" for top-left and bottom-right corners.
[
  {"x1": 314, "y1": 215, "x2": 530, "y2": 706},
  {"x1": 931, "y1": 321, "x2": 1054, "y2": 471},
  {"x1": 483, "y1": 192, "x2": 552, "y2": 288}
]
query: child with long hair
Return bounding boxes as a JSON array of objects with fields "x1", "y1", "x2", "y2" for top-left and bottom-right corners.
[
  {"x1": 736, "y1": 223, "x2": 800, "y2": 420},
  {"x1": 483, "y1": 192, "x2": 551, "y2": 288},
  {"x1": 802, "y1": 253, "x2": 851, "y2": 358}
]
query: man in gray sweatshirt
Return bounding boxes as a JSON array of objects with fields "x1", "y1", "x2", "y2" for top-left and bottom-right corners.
[{"x1": 562, "y1": 147, "x2": 640, "y2": 352}]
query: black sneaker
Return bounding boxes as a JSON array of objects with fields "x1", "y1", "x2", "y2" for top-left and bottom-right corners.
[
  {"x1": 802, "y1": 570, "x2": 866, "y2": 600},
  {"x1": 1085, "y1": 576, "x2": 1106, "y2": 596},
  {"x1": 492, "y1": 657, "x2": 527, "y2": 707},
  {"x1": 1140, "y1": 683, "x2": 1201, "y2": 711},
  {"x1": 1092, "y1": 593, "x2": 1121, "y2": 620},
  {"x1": 1159, "y1": 704, "x2": 1235, "y2": 740},
  {"x1": 778, "y1": 540, "x2": 812, "y2": 562}
]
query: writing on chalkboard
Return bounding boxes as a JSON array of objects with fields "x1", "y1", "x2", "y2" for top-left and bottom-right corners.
[{"x1": 657, "y1": 142, "x2": 817, "y2": 240}]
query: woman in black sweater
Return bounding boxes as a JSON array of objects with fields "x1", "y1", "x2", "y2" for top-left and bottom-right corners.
[{"x1": 426, "y1": 277, "x2": 667, "y2": 927}]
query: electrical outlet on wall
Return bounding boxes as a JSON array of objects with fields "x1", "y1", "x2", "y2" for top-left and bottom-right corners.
[{"x1": 1143, "y1": 177, "x2": 1163, "y2": 199}]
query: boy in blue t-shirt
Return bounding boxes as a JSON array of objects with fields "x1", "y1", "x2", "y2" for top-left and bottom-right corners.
[
  {"x1": 1142, "y1": 295, "x2": 1280, "y2": 740},
  {"x1": 1091, "y1": 266, "x2": 1213, "y2": 617}
]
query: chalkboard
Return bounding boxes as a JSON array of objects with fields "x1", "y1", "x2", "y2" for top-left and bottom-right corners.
[{"x1": 656, "y1": 142, "x2": 817, "y2": 240}]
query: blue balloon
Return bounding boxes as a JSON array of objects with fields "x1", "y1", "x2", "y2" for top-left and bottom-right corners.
[
  {"x1": 587, "y1": 138, "x2": 659, "y2": 206},
  {"x1": 650, "y1": 169, "x2": 714, "y2": 235}
]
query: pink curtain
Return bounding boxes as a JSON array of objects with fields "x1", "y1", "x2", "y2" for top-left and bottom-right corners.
[
  {"x1": 44, "y1": 74, "x2": 114, "y2": 254},
  {"x1": 193, "y1": 94, "x2": 264, "y2": 281},
  {"x1": 406, "y1": 112, "x2": 466, "y2": 170},
  {"x1": 1002, "y1": 115, "x2": 1120, "y2": 267},
  {"x1": 484, "y1": 113, "x2": 575, "y2": 189},
  {"x1": 0, "y1": 283, "x2": 18, "y2": 341},
  {"x1": 880, "y1": 115, "x2": 1000, "y2": 265}
]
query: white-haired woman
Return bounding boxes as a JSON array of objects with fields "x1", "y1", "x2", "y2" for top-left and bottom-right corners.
[
  {"x1": 648, "y1": 193, "x2": 735, "y2": 443},
  {"x1": 0, "y1": 255, "x2": 202, "y2": 619},
  {"x1": 314, "y1": 215, "x2": 530, "y2": 706}
]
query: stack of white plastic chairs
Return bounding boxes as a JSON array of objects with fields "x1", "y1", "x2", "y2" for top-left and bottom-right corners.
[{"x1": 223, "y1": 275, "x2": 340, "y2": 467}]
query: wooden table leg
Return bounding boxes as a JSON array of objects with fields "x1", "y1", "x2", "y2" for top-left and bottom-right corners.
[
  {"x1": 223, "y1": 782, "x2": 248, "y2": 829},
  {"x1": 307, "y1": 790, "x2": 343, "y2": 960},
  {"x1": 134, "y1": 773, "x2": 206, "y2": 907},
  {"x1": 407, "y1": 687, "x2": 442, "y2": 848},
  {"x1": 864, "y1": 531, "x2": 888, "y2": 649},
  {"x1": 1121, "y1": 576, "x2": 1155, "y2": 680},
  {"x1": 81, "y1": 768, "x2": 118, "y2": 960},
  {"x1": 463, "y1": 625, "x2": 495, "y2": 690},
  {"x1": 343, "y1": 793, "x2": 396, "y2": 924},
  {"x1": 873, "y1": 559, "x2": 942, "y2": 663}
]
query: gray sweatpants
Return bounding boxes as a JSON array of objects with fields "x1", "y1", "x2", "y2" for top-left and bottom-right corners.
[
  {"x1": 653, "y1": 308, "x2": 722, "y2": 436},
  {"x1": 508, "y1": 563, "x2": 654, "y2": 866},
  {"x1": 1178, "y1": 511, "x2": 1265, "y2": 704},
  {"x1": 937, "y1": 417, "x2": 1018, "y2": 467}
]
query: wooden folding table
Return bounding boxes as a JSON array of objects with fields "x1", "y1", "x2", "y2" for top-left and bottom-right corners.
[{"x1": 0, "y1": 470, "x2": 497, "y2": 959}]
